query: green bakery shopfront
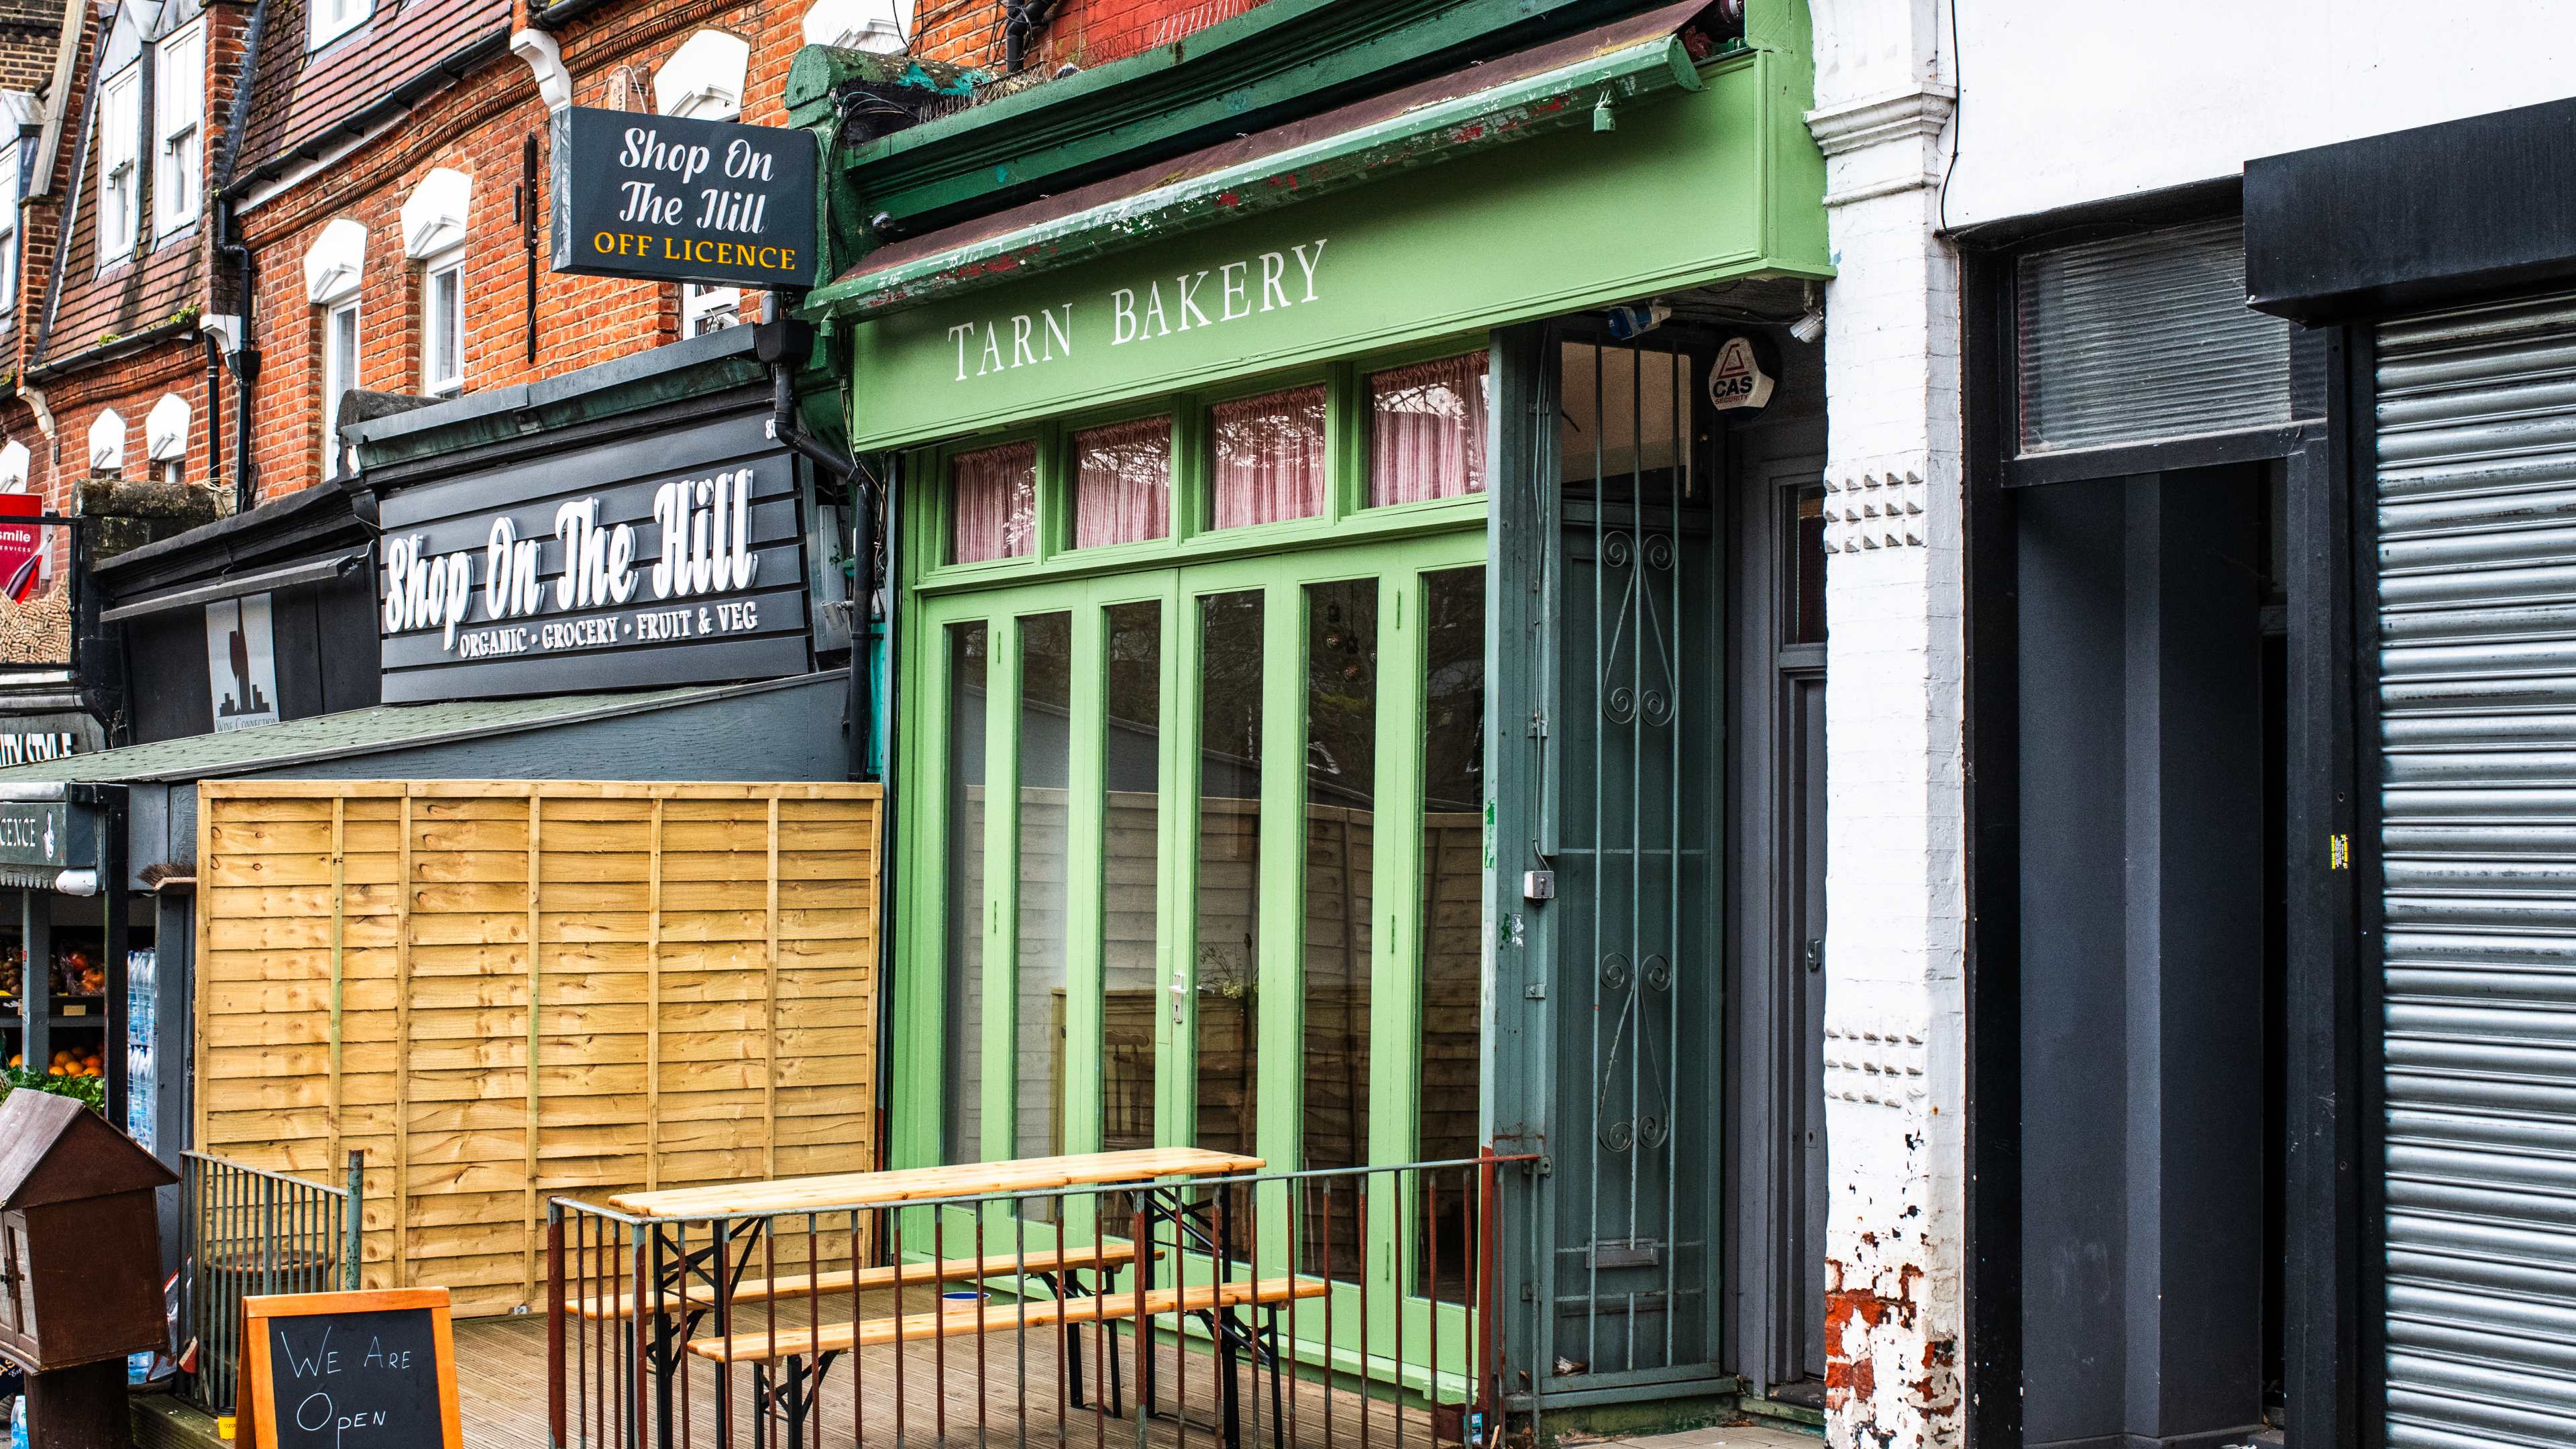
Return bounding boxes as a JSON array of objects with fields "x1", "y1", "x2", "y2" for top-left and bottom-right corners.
[{"x1": 793, "y1": 0, "x2": 1835, "y2": 1421}]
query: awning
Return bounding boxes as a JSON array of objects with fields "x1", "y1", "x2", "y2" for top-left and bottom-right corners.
[
  {"x1": 806, "y1": 0, "x2": 1716, "y2": 319},
  {"x1": 98, "y1": 550, "x2": 367, "y2": 624},
  {"x1": 0, "y1": 673, "x2": 836, "y2": 786}
]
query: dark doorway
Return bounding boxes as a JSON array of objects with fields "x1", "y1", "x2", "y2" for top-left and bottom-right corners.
[{"x1": 2015, "y1": 464, "x2": 2275, "y2": 1448}]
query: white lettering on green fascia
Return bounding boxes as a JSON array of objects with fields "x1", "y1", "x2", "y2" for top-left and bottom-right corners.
[
  {"x1": 1113, "y1": 238, "x2": 1324, "y2": 346},
  {"x1": 944, "y1": 238, "x2": 1330, "y2": 382},
  {"x1": 949, "y1": 303, "x2": 1077, "y2": 382}
]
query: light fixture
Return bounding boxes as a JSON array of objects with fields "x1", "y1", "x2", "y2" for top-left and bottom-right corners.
[{"x1": 1788, "y1": 282, "x2": 1826, "y2": 344}]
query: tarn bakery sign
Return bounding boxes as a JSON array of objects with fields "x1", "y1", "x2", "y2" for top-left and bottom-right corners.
[
  {"x1": 551, "y1": 106, "x2": 818, "y2": 292},
  {"x1": 376, "y1": 413, "x2": 810, "y2": 703}
]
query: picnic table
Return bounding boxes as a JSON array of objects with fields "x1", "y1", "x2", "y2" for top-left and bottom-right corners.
[{"x1": 565, "y1": 1148, "x2": 1314, "y2": 1449}]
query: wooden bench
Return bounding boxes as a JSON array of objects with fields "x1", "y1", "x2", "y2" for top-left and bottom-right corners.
[
  {"x1": 572, "y1": 1244, "x2": 1162, "y2": 1320},
  {"x1": 686, "y1": 1275, "x2": 1332, "y2": 1364}
]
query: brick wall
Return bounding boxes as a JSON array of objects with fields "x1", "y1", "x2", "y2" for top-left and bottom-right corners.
[
  {"x1": 916, "y1": 0, "x2": 1266, "y2": 73},
  {"x1": 225, "y1": 0, "x2": 806, "y2": 508}
]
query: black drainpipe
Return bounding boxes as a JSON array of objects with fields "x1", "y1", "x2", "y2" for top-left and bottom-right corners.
[
  {"x1": 1003, "y1": 0, "x2": 1060, "y2": 72},
  {"x1": 757, "y1": 321, "x2": 879, "y2": 782},
  {"x1": 201, "y1": 333, "x2": 220, "y2": 493},
  {"x1": 212, "y1": 0, "x2": 270, "y2": 515}
]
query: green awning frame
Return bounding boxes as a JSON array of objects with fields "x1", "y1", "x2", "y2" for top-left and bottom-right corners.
[{"x1": 802, "y1": 28, "x2": 1706, "y2": 321}]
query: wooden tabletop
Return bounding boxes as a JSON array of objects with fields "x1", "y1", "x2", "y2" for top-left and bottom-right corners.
[{"x1": 606, "y1": 1148, "x2": 1267, "y2": 1218}]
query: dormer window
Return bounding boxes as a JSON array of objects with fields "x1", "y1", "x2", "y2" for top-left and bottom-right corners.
[
  {"x1": 0, "y1": 142, "x2": 20, "y2": 313},
  {"x1": 97, "y1": 66, "x2": 140, "y2": 262},
  {"x1": 154, "y1": 19, "x2": 205, "y2": 237},
  {"x1": 309, "y1": 0, "x2": 372, "y2": 51}
]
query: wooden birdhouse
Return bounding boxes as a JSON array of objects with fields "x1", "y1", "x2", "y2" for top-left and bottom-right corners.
[{"x1": 0, "y1": 1089, "x2": 176, "y2": 1373}]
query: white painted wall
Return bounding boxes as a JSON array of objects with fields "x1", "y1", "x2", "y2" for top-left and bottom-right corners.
[{"x1": 1943, "y1": 0, "x2": 2576, "y2": 227}]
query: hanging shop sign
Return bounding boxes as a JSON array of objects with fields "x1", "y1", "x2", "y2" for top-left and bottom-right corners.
[
  {"x1": 374, "y1": 413, "x2": 810, "y2": 703},
  {"x1": 0, "y1": 793, "x2": 101, "y2": 893},
  {"x1": 550, "y1": 106, "x2": 818, "y2": 291}
]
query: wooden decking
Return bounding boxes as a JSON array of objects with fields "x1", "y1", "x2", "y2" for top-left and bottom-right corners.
[{"x1": 460, "y1": 1293, "x2": 1451, "y2": 1449}]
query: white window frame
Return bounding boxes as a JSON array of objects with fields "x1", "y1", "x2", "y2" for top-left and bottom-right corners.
[
  {"x1": 0, "y1": 142, "x2": 20, "y2": 314},
  {"x1": 97, "y1": 65, "x2": 142, "y2": 264},
  {"x1": 88, "y1": 409, "x2": 125, "y2": 473},
  {"x1": 146, "y1": 392, "x2": 191, "y2": 479},
  {"x1": 321, "y1": 299, "x2": 359, "y2": 480},
  {"x1": 682, "y1": 283, "x2": 744, "y2": 338},
  {"x1": 421, "y1": 252, "x2": 464, "y2": 396},
  {"x1": 653, "y1": 31, "x2": 750, "y2": 121},
  {"x1": 154, "y1": 19, "x2": 206, "y2": 238},
  {"x1": 801, "y1": 0, "x2": 911, "y2": 52},
  {"x1": 309, "y1": 0, "x2": 372, "y2": 51}
]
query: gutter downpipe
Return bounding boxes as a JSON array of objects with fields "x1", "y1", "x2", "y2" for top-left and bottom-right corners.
[
  {"x1": 759, "y1": 331, "x2": 878, "y2": 783},
  {"x1": 527, "y1": 0, "x2": 612, "y2": 32},
  {"x1": 213, "y1": 0, "x2": 271, "y2": 517}
]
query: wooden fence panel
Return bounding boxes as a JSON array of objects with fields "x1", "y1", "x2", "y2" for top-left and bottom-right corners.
[{"x1": 195, "y1": 780, "x2": 882, "y2": 1316}]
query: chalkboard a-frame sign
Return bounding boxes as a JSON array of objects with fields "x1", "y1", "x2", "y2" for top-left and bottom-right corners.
[{"x1": 238, "y1": 1288, "x2": 464, "y2": 1449}]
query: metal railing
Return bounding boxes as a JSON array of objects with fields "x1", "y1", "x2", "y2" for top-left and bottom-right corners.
[
  {"x1": 179, "y1": 1149, "x2": 364, "y2": 1415},
  {"x1": 549, "y1": 1152, "x2": 1536, "y2": 1449}
]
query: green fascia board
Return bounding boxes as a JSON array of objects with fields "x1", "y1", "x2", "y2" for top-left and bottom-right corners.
[
  {"x1": 804, "y1": 34, "x2": 1705, "y2": 321},
  {"x1": 833, "y1": 45, "x2": 1827, "y2": 453},
  {"x1": 835, "y1": 0, "x2": 1666, "y2": 231},
  {"x1": 785, "y1": 47, "x2": 987, "y2": 129}
]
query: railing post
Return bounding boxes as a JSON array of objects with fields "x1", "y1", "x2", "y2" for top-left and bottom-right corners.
[
  {"x1": 260, "y1": 1173, "x2": 277, "y2": 1297},
  {"x1": 548, "y1": 1203, "x2": 568, "y2": 1449},
  {"x1": 344, "y1": 1150, "x2": 366, "y2": 1291}
]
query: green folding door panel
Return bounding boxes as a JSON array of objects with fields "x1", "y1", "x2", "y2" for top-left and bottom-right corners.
[{"x1": 894, "y1": 525, "x2": 1491, "y2": 1379}]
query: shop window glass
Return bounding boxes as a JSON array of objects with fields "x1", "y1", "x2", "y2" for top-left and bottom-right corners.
[
  {"x1": 1416, "y1": 566, "x2": 1485, "y2": 1299},
  {"x1": 1368, "y1": 352, "x2": 1488, "y2": 505},
  {"x1": 1072, "y1": 417, "x2": 1172, "y2": 549},
  {"x1": 945, "y1": 621, "x2": 989, "y2": 1163},
  {"x1": 1301, "y1": 578, "x2": 1376, "y2": 1281},
  {"x1": 1209, "y1": 386, "x2": 1326, "y2": 529},
  {"x1": 1788, "y1": 483, "x2": 1827, "y2": 645},
  {"x1": 952, "y1": 441, "x2": 1037, "y2": 564},
  {"x1": 1102, "y1": 602, "x2": 1163, "y2": 1151},
  {"x1": 1559, "y1": 341, "x2": 1695, "y2": 502},
  {"x1": 1195, "y1": 591, "x2": 1264, "y2": 1161},
  {"x1": 1016, "y1": 613, "x2": 1075, "y2": 1197}
]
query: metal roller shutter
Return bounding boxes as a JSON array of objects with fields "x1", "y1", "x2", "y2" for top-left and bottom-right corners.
[{"x1": 2376, "y1": 292, "x2": 2576, "y2": 1449}]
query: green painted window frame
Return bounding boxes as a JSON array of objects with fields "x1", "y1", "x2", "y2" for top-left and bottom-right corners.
[
  {"x1": 908, "y1": 337, "x2": 1493, "y2": 596},
  {"x1": 890, "y1": 342, "x2": 1498, "y2": 1384}
]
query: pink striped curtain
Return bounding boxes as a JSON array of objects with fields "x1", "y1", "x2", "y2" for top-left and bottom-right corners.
[
  {"x1": 951, "y1": 441, "x2": 1038, "y2": 564},
  {"x1": 1368, "y1": 352, "x2": 1488, "y2": 506},
  {"x1": 1072, "y1": 417, "x2": 1173, "y2": 549},
  {"x1": 1210, "y1": 385, "x2": 1327, "y2": 530}
]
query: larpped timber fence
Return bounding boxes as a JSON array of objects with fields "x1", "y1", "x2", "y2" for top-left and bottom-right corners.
[
  {"x1": 549, "y1": 1155, "x2": 1533, "y2": 1449},
  {"x1": 179, "y1": 1149, "x2": 364, "y2": 1415}
]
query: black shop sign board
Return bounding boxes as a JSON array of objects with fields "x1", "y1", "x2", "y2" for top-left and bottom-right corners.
[
  {"x1": 551, "y1": 106, "x2": 818, "y2": 290},
  {"x1": 374, "y1": 413, "x2": 811, "y2": 703}
]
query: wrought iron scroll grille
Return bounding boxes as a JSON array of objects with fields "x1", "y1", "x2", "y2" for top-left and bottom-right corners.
[{"x1": 1536, "y1": 335, "x2": 1721, "y2": 1393}]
